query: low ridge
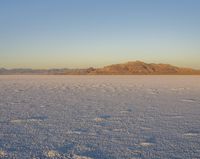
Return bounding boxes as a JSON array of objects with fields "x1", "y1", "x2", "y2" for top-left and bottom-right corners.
[{"x1": 0, "y1": 61, "x2": 200, "y2": 75}]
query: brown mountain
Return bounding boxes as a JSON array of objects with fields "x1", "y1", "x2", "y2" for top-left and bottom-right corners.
[
  {"x1": 1, "y1": 61, "x2": 200, "y2": 75},
  {"x1": 88, "y1": 61, "x2": 200, "y2": 75}
]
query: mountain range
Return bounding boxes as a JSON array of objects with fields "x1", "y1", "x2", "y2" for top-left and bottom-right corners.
[{"x1": 1, "y1": 61, "x2": 200, "y2": 75}]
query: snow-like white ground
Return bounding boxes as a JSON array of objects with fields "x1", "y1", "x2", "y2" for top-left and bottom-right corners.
[{"x1": 0, "y1": 75, "x2": 200, "y2": 159}]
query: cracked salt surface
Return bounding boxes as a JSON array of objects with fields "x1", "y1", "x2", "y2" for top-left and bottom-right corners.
[{"x1": 0, "y1": 75, "x2": 200, "y2": 159}]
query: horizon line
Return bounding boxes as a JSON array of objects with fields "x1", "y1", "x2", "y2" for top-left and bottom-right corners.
[{"x1": 1, "y1": 60, "x2": 200, "y2": 70}]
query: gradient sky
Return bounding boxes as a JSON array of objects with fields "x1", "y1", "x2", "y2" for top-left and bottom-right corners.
[{"x1": 0, "y1": 0, "x2": 200, "y2": 69}]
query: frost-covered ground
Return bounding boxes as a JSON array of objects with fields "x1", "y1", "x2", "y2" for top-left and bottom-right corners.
[{"x1": 0, "y1": 75, "x2": 200, "y2": 159}]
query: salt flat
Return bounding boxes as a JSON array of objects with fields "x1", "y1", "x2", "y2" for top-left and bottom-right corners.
[{"x1": 0, "y1": 75, "x2": 200, "y2": 159}]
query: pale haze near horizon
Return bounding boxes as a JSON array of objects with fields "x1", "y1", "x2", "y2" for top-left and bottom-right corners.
[{"x1": 0, "y1": 0, "x2": 200, "y2": 69}]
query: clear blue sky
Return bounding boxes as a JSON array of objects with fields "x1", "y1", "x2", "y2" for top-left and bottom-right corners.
[{"x1": 0, "y1": 0, "x2": 200, "y2": 69}]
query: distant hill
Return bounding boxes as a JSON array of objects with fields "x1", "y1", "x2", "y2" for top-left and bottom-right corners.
[
  {"x1": 89, "y1": 61, "x2": 200, "y2": 75},
  {"x1": 1, "y1": 61, "x2": 200, "y2": 75}
]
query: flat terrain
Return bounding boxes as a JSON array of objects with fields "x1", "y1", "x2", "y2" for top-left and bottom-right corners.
[{"x1": 0, "y1": 75, "x2": 200, "y2": 159}]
